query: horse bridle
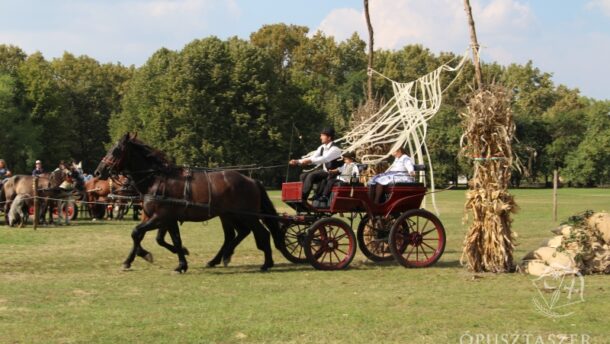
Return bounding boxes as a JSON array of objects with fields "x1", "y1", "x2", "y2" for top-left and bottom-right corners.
[{"x1": 101, "y1": 143, "x2": 129, "y2": 174}]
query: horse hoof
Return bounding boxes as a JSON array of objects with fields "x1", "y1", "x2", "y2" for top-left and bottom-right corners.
[
  {"x1": 122, "y1": 263, "x2": 132, "y2": 271},
  {"x1": 143, "y1": 253, "x2": 154, "y2": 263},
  {"x1": 222, "y1": 256, "x2": 231, "y2": 267},
  {"x1": 206, "y1": 261, "x2": 217, "y2": 268},
  {"x1": 174, "y1": 265, "x2": 188, "y2": 274},
  {"x1": 183, "y1": 247, "x2": 190, "y2": 256},
  {"x1": 260, "y1": 262, "x2": 274, "y2": 272}
]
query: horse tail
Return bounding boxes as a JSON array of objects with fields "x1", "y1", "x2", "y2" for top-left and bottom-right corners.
[{"x1": 256, "y1": 180, "x2": 283, "y2": 249}]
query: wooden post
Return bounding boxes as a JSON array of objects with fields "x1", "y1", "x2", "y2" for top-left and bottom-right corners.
[
  {"x1": 33, "y1": 176, "x2": 38, "y2": 230},
  {"x1": 463, "y1": 0, "x2": 483, "y2": 90},
  {"x1": 364, "y1": 0, "x2": 374, "y2": 104},
  {"x1": 553, "y1": 169, "x2": 558, "y2": 222}
]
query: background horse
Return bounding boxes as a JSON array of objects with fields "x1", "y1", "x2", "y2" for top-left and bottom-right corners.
[
  {"x1": 2, "y1": 168, "x2": 84, "y2": 225},
  {"x1": 85, "y1": 176, "x2": 140, "y2": 220},
  {"x1": 93, "y1": 133, "x2": 282, "y2": 273}
]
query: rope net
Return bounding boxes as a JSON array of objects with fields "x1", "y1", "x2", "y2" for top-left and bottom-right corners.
[{"x1": 334, "y1": 51, "x2": 469, "y2": 213}]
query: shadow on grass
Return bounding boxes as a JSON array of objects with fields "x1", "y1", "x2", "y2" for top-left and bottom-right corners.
[{"x1": 197, "y1": 259, "x2": 463, "y2": 275}]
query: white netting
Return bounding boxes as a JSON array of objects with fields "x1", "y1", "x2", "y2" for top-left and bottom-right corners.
[{"x1": 336, "y1": 51, "x2": 469, "y2": 213}]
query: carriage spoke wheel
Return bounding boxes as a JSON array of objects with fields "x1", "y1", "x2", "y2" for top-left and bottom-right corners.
[
  {"x1": 279, "y1": 223, "x2": 310, "y2": 264},
  {"x1": 389, "y1": 209, "x2": 446, "y2": 268},
  {"x1": 304, "y1": 218, "x2": 356, "y2": 270},
  {"x1": 357, "y1": 215, "x2": 395, "y2": 262}
]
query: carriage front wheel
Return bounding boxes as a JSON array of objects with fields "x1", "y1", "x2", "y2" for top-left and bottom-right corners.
[
  {"x1": 389, "y1": 209, "x2": 446, "y2": 268},
  {"x1": 304, "y1": 218, "x2": 356, "y2": 270},
  {"x1": 357, "y1": 215, "x2": 395, "y2": 262},
  {"x1": 279, "y1": 222, "x2": 309, "y2": 264}
]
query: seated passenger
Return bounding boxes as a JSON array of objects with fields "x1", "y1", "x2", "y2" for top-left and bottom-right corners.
[
  {"x1": 368, "y1": 147, "x2": 415, "y2": 204},
  {"x1": 317, "y1": 151, "x2": 359, "y2": 207}
]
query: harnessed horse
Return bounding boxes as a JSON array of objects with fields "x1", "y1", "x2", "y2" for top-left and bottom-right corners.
[{"x1": 93, "y1": 133, "x2": 282, "y2": 273}]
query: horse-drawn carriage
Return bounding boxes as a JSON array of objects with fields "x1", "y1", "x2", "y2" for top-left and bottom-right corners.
[{"x1": 277, "y1": 174, "x2": 446, "y2": 270}]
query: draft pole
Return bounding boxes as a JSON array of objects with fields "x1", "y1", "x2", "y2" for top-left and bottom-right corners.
[{"x1": 553, "y1": 169, "x2": 558, "y2": 222}]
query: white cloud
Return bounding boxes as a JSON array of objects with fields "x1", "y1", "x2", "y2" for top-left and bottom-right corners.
[
  {"x1": 587, "y1": 0, "x2": 610, "y2": 17},
  {"x1": 316, "y1": 0, "x2": 534, "y2": 61},
  {"x1": 316, "y1": 0, "x2": 609, "y2": 99}
]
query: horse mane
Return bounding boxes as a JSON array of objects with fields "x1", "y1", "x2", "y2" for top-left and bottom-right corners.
[
  {"x1": 48, "y1": 170, "x2": 66, "y2": 188},
  {"x1": 129, "y1": 137, "x2": 176, "y2": 172}
]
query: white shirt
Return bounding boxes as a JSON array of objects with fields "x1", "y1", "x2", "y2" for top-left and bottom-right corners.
[
  {"x1": 337, "y1": 162, "x2": 360, "y2": 183},
  {"x1": 387, "y1": 154, "x2": 415, "y2": 173},
  {"x1": 301, "y1": 141, "x2": 342, "y2": 171}
]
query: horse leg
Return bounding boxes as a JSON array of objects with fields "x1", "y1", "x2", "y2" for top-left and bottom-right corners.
[
  {"x1": 221, "y1": 217, "x2": 252, "y2": 267},
  {"x1": 123, "y1": 215, "x2": 160, "y2": 270},
  {"x1": 4, "y1": 202, "x2": 10, "y2": 225},
  {"x1": 166, "y1": 221, "x2": 188, "y2": 273},
  {"x1": 207, "y1": 216, "x2": 236, "y2": 267},
  {"x1": 246, "y1": 217, "x2": 274, "y2": 271},
  {"x1": 155, "y1": 227, "x2": 189, "y2": 256},
  {"x1": 47, "y1": 201, "x2": 55, "y2": 225}
]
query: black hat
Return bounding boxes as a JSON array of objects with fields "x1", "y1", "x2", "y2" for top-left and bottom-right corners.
[
  {"x1": 342, "y1": 151, "x2": 357, "y2": 161},
  {"x1": 320, "y1": 126, "x2": 335, "y2": 138}
]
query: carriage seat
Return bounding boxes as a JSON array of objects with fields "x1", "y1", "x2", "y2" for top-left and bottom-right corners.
[{"x1": 390, "y1": 164, "x2": 425, "y2": 186}]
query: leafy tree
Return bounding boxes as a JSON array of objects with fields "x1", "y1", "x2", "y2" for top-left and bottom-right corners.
[
  {"x1": 564, "y1": 101, "x2": 610, "y2": 185},
  {"x1": 0, "y1": 73, "x2": 41, "y2": 173}
]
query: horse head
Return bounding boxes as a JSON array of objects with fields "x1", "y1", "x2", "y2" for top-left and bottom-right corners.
[
  {"x1": 68, "y1": 163, "x2": 86, "y2": 200},
  {"x1": 94, "y1": 133, "x2": 133, "y2": 180},
  {"x1": 94, "y1": 132, "x2": 172, "y2": 180}
]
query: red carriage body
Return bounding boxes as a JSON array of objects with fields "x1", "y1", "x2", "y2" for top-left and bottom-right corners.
[{"x1": 279, "y1": 181, "x2": 446, "y2": 270}]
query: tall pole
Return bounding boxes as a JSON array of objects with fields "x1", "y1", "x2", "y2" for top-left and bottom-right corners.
[
  {"x1": 463, "y1": 0, "x2": 483, "y2": 90},
  {"x1": 364, "y1": 0, "x2": 374, "y2": 104},
  {"x1": 553, "y1": 169, "x2": 558, "y2": 222}
]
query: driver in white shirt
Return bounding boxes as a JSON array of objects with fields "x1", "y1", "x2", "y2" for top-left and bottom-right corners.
[{"x1": 289, "y1": 127, "x2": 342, "y2": 203}]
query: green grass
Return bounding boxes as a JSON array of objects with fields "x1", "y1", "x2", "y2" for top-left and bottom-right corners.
[{"x1": 1, "y1": 188, "x2": 609, "y2": 343}]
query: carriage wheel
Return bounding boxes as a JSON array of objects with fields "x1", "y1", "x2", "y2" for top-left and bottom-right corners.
[
  {"x1": 304, "y1": 218, "x2": 356, "y2": 270},
  {"x1": 54, "y1": 203, "x2": 77, "y2": 221},
  {"x1": 357, "y1": 215, "x2": 395, "y2": 262},
  {"x1": 279, "y1": 223, "x2": 309, "y2": 264},
  {"x1": 389, "y1": 209, "x2": 446, "y2": 268}
]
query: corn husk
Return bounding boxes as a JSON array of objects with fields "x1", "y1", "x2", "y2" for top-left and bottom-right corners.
[{"x1": 460, "y1": 85, "x2": 518, "y2": 272}]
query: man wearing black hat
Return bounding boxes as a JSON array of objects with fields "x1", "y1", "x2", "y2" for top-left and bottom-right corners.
[{"x1": 289, "y1": 127, "x2": 342, "y2": 203}]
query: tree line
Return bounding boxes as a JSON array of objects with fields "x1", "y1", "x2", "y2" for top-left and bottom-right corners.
[{"x1": 1, "y1": 24, "x2": 608, "y2": 186}]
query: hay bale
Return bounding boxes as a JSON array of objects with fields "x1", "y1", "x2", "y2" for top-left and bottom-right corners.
[
  {"x1": 523, "y1": 247, "x2": 575, "y2": 268},
  {"x1": 587, "y1": 212, "x2": 610, "y2": 244},
  {"x1": 541, "y1": 235, "x2": 563, "y2": 248},
  {"x1": 522, "y1": 260, "x2": 549, "y2": 276},
  {"x1": 551, "y1": 224, "x2": 575, "y2": 237}
]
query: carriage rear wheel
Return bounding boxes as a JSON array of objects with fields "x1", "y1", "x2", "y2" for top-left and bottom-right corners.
[
  {"x1": 279, "y1": 222, "x2": 309, "y2": 264},
  {"x1": 389, "y1": 209, "x2": 446, "y2": 268},
  {"x1": 52, "y1": 203, "x2": 78, "y2": 221},
  {"x1": 357, "y1": 215, "x2": 395, "y2": 262},
  {"x1": 304, "y1": 218, "x2": 356, "y2": 270}
]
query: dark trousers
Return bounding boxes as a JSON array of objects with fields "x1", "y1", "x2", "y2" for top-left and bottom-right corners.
[
  {"x1": 322, "y1": 177, "x2": 342, "y2": 198},
  {"x1": 300, "y1": 169, "x2": 328, "y2": 200}
]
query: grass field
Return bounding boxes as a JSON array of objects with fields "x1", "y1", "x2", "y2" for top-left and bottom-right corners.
[{"x1": 1, "y1": 188, "x2": 609, "y2": 343}]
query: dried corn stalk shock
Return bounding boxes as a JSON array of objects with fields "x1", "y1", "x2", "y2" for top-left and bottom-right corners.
[{"x1": 460, "y1": 85, "x2": 518, "y2": 272}]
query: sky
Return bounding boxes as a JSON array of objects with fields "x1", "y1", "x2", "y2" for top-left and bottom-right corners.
[{"x1": 0, "y1": 0, "x2": 609, "y2": 100}]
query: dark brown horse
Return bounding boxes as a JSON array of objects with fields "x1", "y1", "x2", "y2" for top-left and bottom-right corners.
[{"x1": 93, "y1": 133, "x2": 282, "y2": 273}]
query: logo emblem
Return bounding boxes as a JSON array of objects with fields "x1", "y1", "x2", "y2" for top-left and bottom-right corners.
[{"x1": 531, "y1": 263, "x2": 585, "y2": 318}]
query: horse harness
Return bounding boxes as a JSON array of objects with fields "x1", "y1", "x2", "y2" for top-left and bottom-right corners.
[{"x1": 143, "y1": 167, "x2": 213, "y2": 218}]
